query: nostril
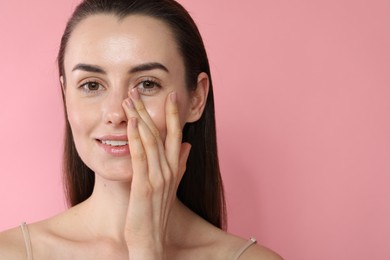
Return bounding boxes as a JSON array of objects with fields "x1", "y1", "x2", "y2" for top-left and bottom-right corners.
[{"x1": 104, "y1": 108, "x2": 128, "y2": 125}]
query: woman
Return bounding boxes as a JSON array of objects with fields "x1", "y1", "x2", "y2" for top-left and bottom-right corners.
[{"x1": 0, "y1": 0, "x2": 282, "y2": 259}]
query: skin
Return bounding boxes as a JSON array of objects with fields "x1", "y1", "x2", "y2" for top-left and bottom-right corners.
[{"x1": 0, "y1": 14, "x2": 282, "y2": 259}]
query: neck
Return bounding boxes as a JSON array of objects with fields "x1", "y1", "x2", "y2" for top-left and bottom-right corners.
[
  {"x1": 75, "y1": 174, "x2": 200, "y2": 246},
  {"x1": 79, "y1": 176, "x2": 131, "y2": 242}
]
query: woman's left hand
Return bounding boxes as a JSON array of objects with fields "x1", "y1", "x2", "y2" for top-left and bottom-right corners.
[{"x1": 122, "y1": 88, "x2": 191, "y2": 259}]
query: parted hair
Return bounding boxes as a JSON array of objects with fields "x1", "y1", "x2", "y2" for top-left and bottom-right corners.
[{"x1": 58, "y1": 0, "x2": 226, "y2": 229}]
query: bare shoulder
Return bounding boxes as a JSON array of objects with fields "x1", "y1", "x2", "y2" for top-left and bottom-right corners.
[
  {"x1": 212, "y1": 231, "x2": 283, "y2": 260},
  {"x1": 0, "y1": 214, "x2": 72, "y2": 259},
  {"x1": 0, "y1": 225, "x2": 26, "y2": 259},
  {"x1": 238, "y1": 241, "x2": 283, "y2": 260},
  {"x1": 183, "y1": 208, "x2": 282, "y2": 259}
]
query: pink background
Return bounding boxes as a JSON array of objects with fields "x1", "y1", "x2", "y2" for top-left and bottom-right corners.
[{"x1": 1, "y1": 0, "x2": 389, "y2": 259}]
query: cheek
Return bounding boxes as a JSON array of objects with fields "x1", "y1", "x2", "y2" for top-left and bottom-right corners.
[
  {"x1": 145, "y1": 99, "x2": 167, "y2": 140},
  {"x1": 66, "y1": 98, "x2": 97, "y2": 139},
  {"x1": 144, "y1": 94, "x2": 189, "y2": 142}
]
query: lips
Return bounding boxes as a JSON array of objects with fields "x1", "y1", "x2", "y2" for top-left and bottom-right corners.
[
  {"x1": 96, "y1": 135, "x2": 130, "y2": 156},
  {"x1": 101, "y1": 140, "x2": 129, "y2": 146}
]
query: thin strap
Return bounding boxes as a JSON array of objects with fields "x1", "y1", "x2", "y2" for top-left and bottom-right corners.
[
  {"x1": 232, "y1": 238, "x2": 257, "y2": 260},
  {"x1": 20, "y1": 222, "x2": 33, "y2": 260}
]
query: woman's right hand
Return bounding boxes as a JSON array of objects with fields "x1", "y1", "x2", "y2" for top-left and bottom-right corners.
[{"x1": 122, "y1": 89, "x2": 191, "y2": 259}]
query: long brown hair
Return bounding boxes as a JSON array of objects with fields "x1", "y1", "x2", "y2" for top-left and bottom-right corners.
[{"x1": 58, "y1": 0, "x2": 226, "y2": 229}]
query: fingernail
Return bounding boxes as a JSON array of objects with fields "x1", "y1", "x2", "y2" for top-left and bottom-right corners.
[
  {"x1": 131, "y1": 117, "x2": 138, "y2": 128},
  {"x1": 125, "y1": 98, "x2": 135, "y2": 109},
  {"x1": 131, "y1": 88, "x2": 140, "y2": 100},
  {"x1": 170, "y1": 92, "x2": 177, "y2": 104}
]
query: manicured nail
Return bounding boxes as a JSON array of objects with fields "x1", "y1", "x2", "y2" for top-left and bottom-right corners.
[
  {"x1": 131, "y1": 88, "x2": 140, "y2": 100},
  {"x1": 125, "y1": 98, "x2": 135, "y2": 109},
  {"x1": 170, "y1": 91, "x2": 177, "y2": 104},
  {"x1": 131, "y1": 117, "x2": 138, "y2": 128}
]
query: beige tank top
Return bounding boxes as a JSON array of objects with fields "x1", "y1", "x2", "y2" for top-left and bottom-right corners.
[
  {"x1": 20, "y1": 222, "x2": 256, "y2": 260},
  {"x1": 20, "y1": 222, "x2": 33, "y2": 260},
  {"x1": 232, "y1": 237, "x2": 257, "y2": 260}
]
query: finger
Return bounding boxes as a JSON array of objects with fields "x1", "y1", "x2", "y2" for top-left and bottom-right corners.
[
  {"x1": 164, "y1": 91, "x2": 183, "y2": 172},
  {"x1": 123, "y1": 102, "x2": 166, "y2": 236},
  {"x1": 124, "y1": 99, "x2": 163, "y2": 185},
  {"x1": 164, "y1": 142, "x2": 191, "y2": 216},
  {"x1": 130, "y1": 88, "x2": 161, "y2": 140},
  {"x1": 129, "y1": 89, "x2": 172, "y2": 181},
  {"x1": 124, "y1": 118, "x2": 153, "y2": 240},
  {"x1": 126, "y1": 92, "x2": 180, "y2": 222},
  {"x1": 125, "y1": 116, "x2": 149, "y2": 189},
  {"x1": 129, "y1": 89, "x2": 169, "y2": 168},
  {"x1": 177, "y1": 143, "x2": 191, "y2": 185}
]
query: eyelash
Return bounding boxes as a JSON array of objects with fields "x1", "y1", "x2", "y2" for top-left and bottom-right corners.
[
  {"x1": 79, "y1": 80, "x2": 104, "y2": 94},
  {"x1": 135, "y1": 78, "x2": 162, "y2": 94},
  {"x1": 78, "y1": 78, "x2": 162, "y2": 95}
]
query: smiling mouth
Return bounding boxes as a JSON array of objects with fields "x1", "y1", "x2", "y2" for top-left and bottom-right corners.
[{"x1": 99, "y1": 140, "x2": 129, "y2": 146}]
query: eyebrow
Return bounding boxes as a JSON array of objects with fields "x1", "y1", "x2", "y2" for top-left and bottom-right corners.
[
  {"x1": 72, "y1": 63, "x2": 105, "y2": 74},
  {"x1": 72, "y1": 62, "x2": 169, "y2": 74},
  {"x1": 129, "y1": 62, "x2": 169, "y2": 74}
]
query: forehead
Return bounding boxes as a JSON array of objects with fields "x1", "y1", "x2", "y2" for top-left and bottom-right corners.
[{"x1": 64, "y1": 14, "x2": 183, "y2": 72}]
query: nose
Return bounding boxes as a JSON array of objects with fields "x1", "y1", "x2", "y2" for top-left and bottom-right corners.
[{"x1": 102, "y1": 89, "x2": 128, "y2": 127}]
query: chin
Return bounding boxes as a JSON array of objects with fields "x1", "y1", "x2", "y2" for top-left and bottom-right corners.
[
  {"x1": 96, "y1": 170, "x2": 133, "y2": 183},
  {"x1": 103, "y1": 173, "x2": 133, "y2": 182},
  {"x1": 92, "y1": 162, "x2": 134, "y2": 182}
]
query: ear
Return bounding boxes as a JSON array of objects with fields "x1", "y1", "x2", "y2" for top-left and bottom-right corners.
[
  {"x1": 186, "y1": 72, "x2": 209, "y2": 123},
  {"x1": 60, "y1": 76, "x2": 65, "y2": 94}
]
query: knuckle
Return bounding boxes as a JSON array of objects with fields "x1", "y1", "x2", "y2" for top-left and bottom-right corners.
[
  {"x1": 129, "y1": 136, "x2": 148, "y2": 161},
  {"x1": 136, "y1": 103, "x2": 147, "y2": 113},
  {"x1": 170, "y1": 128, "x2": 182, "y2": 141},
  {"x1": 151, "y1": 177, "x2": 165, "y2": 192},
  {"x1": 175, "y1": 129, "x2": 183, "y2": 140},
  {"x1": 144, "y1": 135, "x2": 158, "y2": 147},
  {"x1": 139, "y1": 183, "x2": 153, "y2": 198},
  {"x1": 162, "y1": 166, "x2": 175, "y2": 185},
  {"x1": 132, "y1": 151, "x2": 147, "y2": 162},
  {"x1": 129, "y1": 132, "x2": 141, "y2": 141},
  {"x1": 169, "y1": 106, "x2": 180, "y2": 116},
  {"x1": 151, "y1": 127, "x2": 160, "y2": 138},
  {"x1": 164, "y1": 173, "x2": 173, "y2": 185}
]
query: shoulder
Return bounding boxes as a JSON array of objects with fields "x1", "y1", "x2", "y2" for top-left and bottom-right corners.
[
  {"x1": 218, "y1": 234, "x2": 283, "y2": 260},
  {"x1": 237, "y1": 240, "x2": 283, "y2": 260},
  {"x1": 0, "y1": 225, "x2": 27, "y2": 259},
  {"x1": 183, "y1": 210, "x2": 282, "y2": 259},
  {"x1": 0, "y1": 216, "x2": 72, "y2": 259},
  {"x1": 195, "y1": 223, "x2": 282, "y2": 260}
]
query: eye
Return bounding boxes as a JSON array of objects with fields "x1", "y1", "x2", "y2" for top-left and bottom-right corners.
[
  {"x1": 139, "y1": 80, "x2": 159, "y2": 90},
  {"x1": 79, "y1": 81, "x2": 104, "y2": 93},
  {"x1": 136, "y1": 79, "x2": 161, "y2": 94}
]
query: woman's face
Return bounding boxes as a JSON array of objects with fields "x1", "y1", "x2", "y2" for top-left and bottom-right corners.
[{"x1": 63, "y1": 14, "x2": 196, "y2": 181}]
